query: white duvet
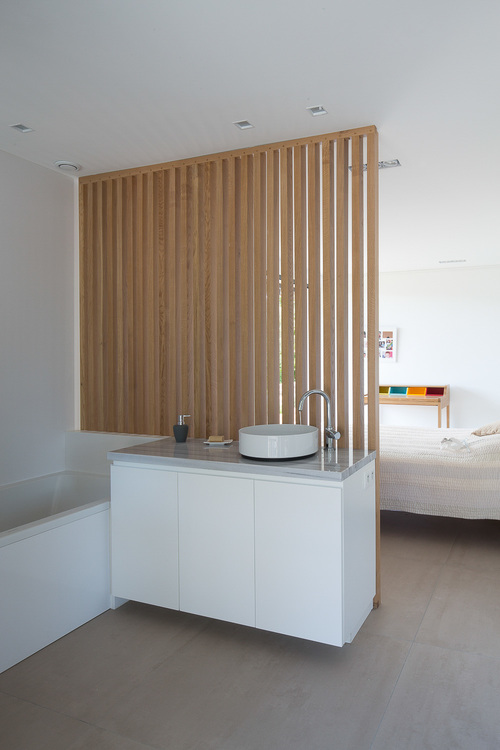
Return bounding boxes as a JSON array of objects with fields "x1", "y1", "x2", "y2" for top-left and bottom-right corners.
[{"x1": 379, "y1": 425, "x2": 500, "y2": 519}]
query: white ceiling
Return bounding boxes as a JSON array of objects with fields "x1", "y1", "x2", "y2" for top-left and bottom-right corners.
[{"x1": 1, "y1": 0, "x2": 499, "y2": 272}]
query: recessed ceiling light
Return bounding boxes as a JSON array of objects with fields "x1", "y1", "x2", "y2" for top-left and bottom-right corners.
[
  {"x1": 54, "y1": 160, "x2": 81, "y2": 172},
  {"x1": 10, "y1": 123, "x2": 34, "y2": 133},
  {"x1": 306, "y1": 105, "x2": 328, "y2": 117},
  {"x1": 233, "y1": 120, "x2": 254, "y2": 130}
]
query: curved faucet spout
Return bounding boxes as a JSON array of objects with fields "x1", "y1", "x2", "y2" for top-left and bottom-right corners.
[{"x1": 298, "y1": 389, "x2": 341, "y2": 449}]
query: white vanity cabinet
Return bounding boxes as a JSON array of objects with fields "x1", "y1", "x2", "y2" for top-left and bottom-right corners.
[
  {"x1": 109, "y1": 445, "x2": 376, "y2": 647},
  {"x1": 178, "y1": 473, "x2": 255, "y2": 626},
  {"x1": 110, "y1": 464, "x2": 179, "y2": 609}
]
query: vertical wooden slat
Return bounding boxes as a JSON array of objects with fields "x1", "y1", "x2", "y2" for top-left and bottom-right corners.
[
  {"x1": 351, "y1": 135, "x2": 365, "y2": 450},
  {"x1": 103, "y1": 179, "x2": 114, "y2": 431},
  {"x1": 93, "y1": 181, "x2": 105, "y2": 432},
  {"x1": 245, "y1": 155, "x2": 255, "y2": 426},
  {"x1": 220, "y1": 159, "x2": 232, "y2": 437},
  {"x1": 143, "y1": 172, "x2": 156, "y2": 434},
  {"x1": 294, "y1": 145, "x2": 308, "y2": 422},
  {"x1": 165, "y1": 169, "x2": 177, "y2": 435},
  {"x1": 234, "y1": 158, "x2": 241, "y2": 435},
  {"x1": 280, "y1": 146, "x2": 294, "y2": 424},
  {"x1": 154, "y1": 170, "x2": 166, "y2": 435},
  {"x1": 132, "y1": 175, "x2": 145, "y2": 433},
  {"x1": 226, "y1": 158, "x2": 237, "y2": 439},
  {"x1": 123, "y1": 177, "x2": 132, "y2": 432},
  {"x1": 186, "y1": 164, "x2": 197, "y2": 432},
  {"x1": 203, "y1": 162, "x2": 213, "y2": 436},
  {"x1": 78, "y1": 183, "x2": 89, "y2": 429},
  {"x1": 114, "y1": 178, "x2": 125, "y2": 433},
  {"x1": 238, "y1": 156, "x2": 251, "y2": 431},
  {"x1": 222, "y1": 160, "x2": 229, "y2": 437},
  {"x1": 267, "y1": 149, "x2": 280, "y2": 424},
  {"x1": 176, "y1": 167, "x2": 189, "y2": 419},
  {"x1": 308, "y1": 142, "x2": 322, "y2": 429},
  {"x1": 336, "y1": 138, "x2": 349, "y2": 448},
  {"x1": 367, "y1": 130, "x2": 380, "y2": 607},
  {"x1": 192, "y1": 163, "x2": 205, "y2": 437},
  {"x1": 322, "y1": 140, "x2": 335, "y2": 418},
  {"x1": 198, "y1": 165, "x2": 207, "y2": 434},
  {"x1": 254, "y1": 152, "x2": 267, "y2": 425},
  {"x1": 210, "y1": 159, "x2": 224, "y2": 436},
  {"x1": 124, "y1": 176, "x2": 135, "y2": 432}
]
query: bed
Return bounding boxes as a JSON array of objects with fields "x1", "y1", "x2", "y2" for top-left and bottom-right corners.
[{"x1": 379, "y1": 424, "x2": 500, "y2": 519}]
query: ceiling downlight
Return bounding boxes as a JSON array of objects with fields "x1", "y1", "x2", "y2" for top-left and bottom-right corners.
[
  {"x1": 54, "y1": 160, "x2": 81, "y2": 172},
  {"x1": 233, "y1": 120, "x2": 254, "y2": 130},
  {"x1": 306, "y1": 105, "x2": 328, "y2": 117},
  {"x1": 10, "y1": 123, "x2": 34, "y2": 133}
]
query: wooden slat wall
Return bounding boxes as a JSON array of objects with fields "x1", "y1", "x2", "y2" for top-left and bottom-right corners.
[{"x1": 80, "y1": 127, "x2": 379, "y2": 453}]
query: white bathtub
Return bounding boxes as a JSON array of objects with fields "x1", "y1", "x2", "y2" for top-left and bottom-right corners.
[{"x1": 0, "y1": 471, "x2": 110, "y2": 673}]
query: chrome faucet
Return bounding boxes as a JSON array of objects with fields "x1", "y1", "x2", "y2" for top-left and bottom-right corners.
[{"x1": 298, "y1": 389, "x2": 341, "y2": 449}]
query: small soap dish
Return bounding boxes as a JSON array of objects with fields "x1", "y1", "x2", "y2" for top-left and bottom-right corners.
[{"x1": 203, "y1": 439, "x2": 233, "y2": 447}]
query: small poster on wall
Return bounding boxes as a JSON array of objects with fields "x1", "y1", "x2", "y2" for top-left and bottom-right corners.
[
  {"x1": 379, "y1": 328, "x2": 397, "y2": 360},
  {"x1": 364, "y1": 328, "x2": 397, "y2": 361}
]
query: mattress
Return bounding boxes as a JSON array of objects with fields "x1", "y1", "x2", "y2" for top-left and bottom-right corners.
[{"x1": 379, "y1": 425, "x2": 500, "y2": 519}]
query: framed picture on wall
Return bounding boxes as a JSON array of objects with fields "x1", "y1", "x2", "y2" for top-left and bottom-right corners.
[{"x1": 364, "y1": 327, "x2": 397, "y2": 361}]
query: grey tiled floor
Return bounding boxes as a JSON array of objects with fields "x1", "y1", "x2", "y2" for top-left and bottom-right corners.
[{"x1": 1, "y1": 511, "x2": 500, "y2": 750}]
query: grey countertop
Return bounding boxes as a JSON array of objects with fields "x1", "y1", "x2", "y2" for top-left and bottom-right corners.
[{"x1": 108, "y1": 438, "x2": 375, "y2": 482}]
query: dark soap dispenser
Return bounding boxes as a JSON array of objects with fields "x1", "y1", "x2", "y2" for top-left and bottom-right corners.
[{"x1": 173, "y1": 414, "x2": 190, "y2": 443}]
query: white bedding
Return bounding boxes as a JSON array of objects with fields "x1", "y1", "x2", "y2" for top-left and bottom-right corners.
[{"x1": 379, "y1": 425, "x2": 500, "y2": 519}]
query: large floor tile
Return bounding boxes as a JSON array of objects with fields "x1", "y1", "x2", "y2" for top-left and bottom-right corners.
[
  {"x1": 362, "y1": 552, "x2": 442, "y2": 641},
  {"x1": 88, "y1": 618, "x2": 295, "y2": 749},
  {"x1": 380, "y1": 511, "x2": 463, "y2": 564},
  {"x1": 416, "y1": 564, "x2": 500, "y2": 658},
  {"x1": 371, "y1": 642, "x2": 500, "y2": 750},
  {"x1": 0, "y1": 692, "x2": 153, "y2": 750},
  {"x1": 85, "y1": 617, "x2": 410, "y2": 750},
  {"x1": 0, "y1": 603, "x2": 210, "y2": 720},
  {"x1": 447, "y1": 519, "x2": 500, "y2": 574},
  {"x1": 217, "y1": 630, "x2": 411, "y2": 750}
]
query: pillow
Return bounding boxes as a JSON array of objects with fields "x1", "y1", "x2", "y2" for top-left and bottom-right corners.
[{"x1": 472, "y1": 420, "x2": 500, "y2": 436}]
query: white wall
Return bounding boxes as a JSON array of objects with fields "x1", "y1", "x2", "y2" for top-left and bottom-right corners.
[
  {"x1": 378, "y1": 266, "x2": 500, "y2": 429},
  {"x1": 66, "y1": 431, "x2": 159, "y2": 476},
  {"x1": 0, "y1": 150, "x2": 75, "y2": 485}
]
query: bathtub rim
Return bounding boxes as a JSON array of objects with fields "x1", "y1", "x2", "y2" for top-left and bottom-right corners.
[{"x1": 0, "y1": 470, "x2": 110, "y2": 548}]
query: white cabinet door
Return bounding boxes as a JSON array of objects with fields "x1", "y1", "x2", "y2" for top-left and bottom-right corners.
[
  {"x1": 111, "y1": 465, "x2": 179, "y2": 609},
  {"x1": 178, "y1": 472, "x2": 255, "y2": 627},
  {"x1": 255, "y1": 480, "x2": 344, "y2": 645}
]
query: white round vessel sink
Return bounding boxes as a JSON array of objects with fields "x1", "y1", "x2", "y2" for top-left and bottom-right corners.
[{"x1": 238, "y1": 424, "x2": 319, "y2": 460}]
